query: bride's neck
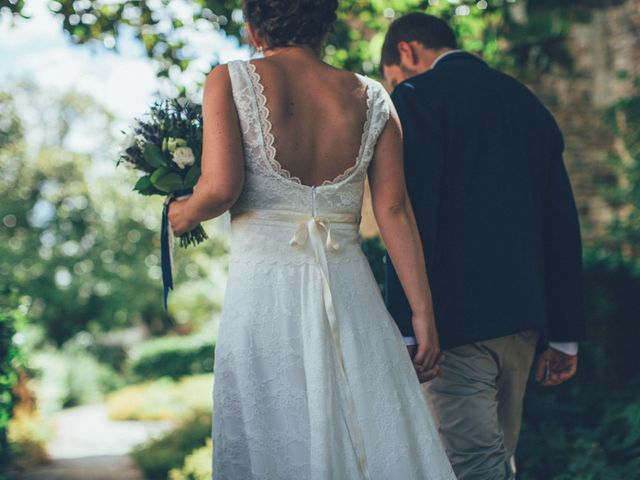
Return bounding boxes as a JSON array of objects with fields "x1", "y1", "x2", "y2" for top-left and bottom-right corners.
[{"x1": 263, "y1": 44, "x2": 322, "y2": 59}]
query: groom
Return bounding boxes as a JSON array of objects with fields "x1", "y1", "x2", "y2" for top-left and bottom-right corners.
[{"x1": 381, "y1": 13, "x2": 586, "y2": 480}]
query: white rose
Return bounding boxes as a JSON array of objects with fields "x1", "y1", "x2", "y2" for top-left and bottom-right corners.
[{"x1": 172, "y1": 146, "x2": 195, "y2": 169}]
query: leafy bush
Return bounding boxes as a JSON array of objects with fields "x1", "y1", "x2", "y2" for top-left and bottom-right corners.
[
  {"x1": 169, "y1": 438, "x2": 213, "y2": 480},
  {"x1": 518, "y1": 249, "x2": 640, "y2": 478},
  {"x1": 7, "y1": 411, "x2": 53, "y2": 470},
  {"x1": 519, "y1": 381, "x2": 640, "y2": 480},
  {"x1": 63, "y1": 352, "x2": 124, "y2": 408},
  {"x1": 0, "y1": 299, "x2": 25, "y2": 467},
  {"x1": 32, "y1": 346, "x2": 124, "y2": 414},
  {"x1": 132, "y1": 412, "x2": 211, "y2": 480},
  {"x1": 88, "y1": 342, "x2": 129, "y2": 373},
  {"x1": 128, "y1": 335, "x2": 215, "y2": 380},
  {"x1": 580, "y1": 249, "x2": 640, "y2": 389},
  {"x1": 107, "y1": 374, "x2": 212, "y2": 421}
]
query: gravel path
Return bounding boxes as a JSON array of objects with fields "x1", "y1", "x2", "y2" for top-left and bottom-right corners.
[{"x1": 9, "y1": 404, "x2": 173, "y2": 480}]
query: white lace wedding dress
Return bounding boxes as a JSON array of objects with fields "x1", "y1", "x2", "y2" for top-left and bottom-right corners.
[{"x1": 212, "y1": 59, "x2": 455, "y2": 480}]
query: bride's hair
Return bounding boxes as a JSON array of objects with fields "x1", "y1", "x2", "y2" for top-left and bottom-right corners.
[{"x1": 242, "y1": 0, "x2": 338, "y2": 49}]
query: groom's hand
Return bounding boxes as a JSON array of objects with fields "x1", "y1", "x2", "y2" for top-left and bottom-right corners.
[
  {"x1": 535, "y1": 347, "x2": 578, "y2": 386},
  {"x1": 407, "y1": 345, "x2": 444, "y2": 383}
]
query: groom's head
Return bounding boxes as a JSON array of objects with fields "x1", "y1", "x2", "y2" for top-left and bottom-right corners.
[{"x1": 380, "y1": 13, "x2": 457, "y2": 88}]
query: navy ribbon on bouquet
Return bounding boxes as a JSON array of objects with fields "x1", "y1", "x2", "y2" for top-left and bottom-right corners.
[{"x1": 161, "y1": 188, "x2": 193, "y2": 310}]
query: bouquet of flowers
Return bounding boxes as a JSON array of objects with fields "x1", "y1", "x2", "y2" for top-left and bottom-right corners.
[{"x1": 119, "y1": 99, "x2": 206, "y2": 307}]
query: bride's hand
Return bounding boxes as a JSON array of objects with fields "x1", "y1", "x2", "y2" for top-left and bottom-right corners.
[
  {"x1": 411, "y1": 313, "x2": 441, "y2": 379},
  {"x1": 168, "y1": 198, "x2": 196, "y2": 236}
]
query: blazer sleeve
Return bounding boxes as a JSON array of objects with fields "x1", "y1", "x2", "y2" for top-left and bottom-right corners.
[
  {"x1": 385, "y1": 82, "x2": 445, "y2": 338},
  {"x1": 543, "y1": 129, "x2": 587, "y2": 342}
]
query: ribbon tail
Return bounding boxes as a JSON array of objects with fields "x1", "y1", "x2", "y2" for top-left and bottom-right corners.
[
  {"x1": 161, "y1": 202, "x2": 173, "y2": 309},
  {"x1": 325, "y1": 226, "x2": 340, "y2": 251},
  {"x1": 307, "y1": 220, "x2": 370, "y2": 479},
  {"x1": 161, "y1": 189, "x2": 192, "y2": 309}
]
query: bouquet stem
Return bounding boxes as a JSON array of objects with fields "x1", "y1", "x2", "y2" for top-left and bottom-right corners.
[{"x1": 179, "y1": 224, "x2": 208, "y2": 248}]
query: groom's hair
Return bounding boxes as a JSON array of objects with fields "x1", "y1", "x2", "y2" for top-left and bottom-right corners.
[{"x1": 380, "y1": 13, "x2": 457, "y2": 69}]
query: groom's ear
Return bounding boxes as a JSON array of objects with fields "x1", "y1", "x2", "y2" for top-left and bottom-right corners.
[{"x1": 397, "y1": 41, "x2": 420, "y2": 68}]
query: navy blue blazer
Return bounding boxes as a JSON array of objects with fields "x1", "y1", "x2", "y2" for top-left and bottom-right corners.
[{"x1": 385, "y1": 52, "x2": 586, "y2": 350}]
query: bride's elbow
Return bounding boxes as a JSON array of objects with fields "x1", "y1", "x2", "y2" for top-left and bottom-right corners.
[
  {"x1": 373, "y1": 198, "x2": 408, "y2": 224},
  {"x1": 198, "y1": 177, "x2": 242, "y2": 213},
  {"x1": 214, "y1": 179, "x2": 240, "y2": 203},
  {"x1": 212, "y1": 186, "x2": 241, "y2": 211}
]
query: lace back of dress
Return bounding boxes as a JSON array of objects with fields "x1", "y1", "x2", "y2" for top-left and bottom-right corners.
[{"x1": 226, "y1": 59, "x2": 392, "y2": 217}]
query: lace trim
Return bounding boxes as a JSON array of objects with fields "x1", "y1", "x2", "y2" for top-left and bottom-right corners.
[
  {"x1": 325, "y1": 74, "x2": 374, "y2": 186},
  {"x1": 246, "y1": 62, "x2": 303, "y2": 185},
  {"x1": 245, "y1": 61, "x2": 373, "y2": 188}
]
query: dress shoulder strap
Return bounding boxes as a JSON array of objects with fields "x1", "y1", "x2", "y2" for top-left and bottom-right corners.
[
  {"x1": 358, "y1": 77, "x2": 392, "y2": 169},
  {"x1": 226, "y1": 60, "x2": 268, "y2": 165},
  {"x1": 227, "y1": 60, "x2": 254, "y2": 128}
]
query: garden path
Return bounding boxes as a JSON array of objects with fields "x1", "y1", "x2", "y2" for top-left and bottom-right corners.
[{"x1": 10, "y1": 403, "x2": 172, "y2": 480}]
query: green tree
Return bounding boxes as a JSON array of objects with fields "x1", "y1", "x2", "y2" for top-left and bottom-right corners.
[
  {"x1": 0, "y1": 92, "x2": 24, "y2": 474},
  {"x1": 0, "y1": 88, "x2": 226, "y2": 344},
  {"x1": 1, "y1": 0, "x2": 610, "y2": 83}
]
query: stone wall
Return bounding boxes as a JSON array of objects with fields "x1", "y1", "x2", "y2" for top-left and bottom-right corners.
[
  {"x1": 530, "y1": 0, "x2": 640, "y2": 238},
  {"x1": 361, "y1": 0, "x2": 640, "y2": 240}
]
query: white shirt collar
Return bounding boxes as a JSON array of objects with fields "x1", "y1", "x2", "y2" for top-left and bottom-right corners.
[{"x1": 431, "y1": 49, "x2": 465, "y2": 69}]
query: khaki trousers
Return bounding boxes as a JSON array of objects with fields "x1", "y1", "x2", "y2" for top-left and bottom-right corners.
[{"x1": 424, "y1": 330, "x2": 539, "y2": 480}]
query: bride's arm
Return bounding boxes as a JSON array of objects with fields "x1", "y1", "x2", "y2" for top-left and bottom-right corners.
[
  {"x1": 368, "y1": 106, "x2": 440, "y2": 373},
  {"x1": 169, "y1": 65, "x2": 245, "y2": 235}
]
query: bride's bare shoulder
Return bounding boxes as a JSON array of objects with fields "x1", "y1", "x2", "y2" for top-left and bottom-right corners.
[
  {"x1": 202, "y1": 64, "x2": 233, "y2": 106},
  {"x1": 205, "y1": 63, "x2": 231, "y2": 84}
]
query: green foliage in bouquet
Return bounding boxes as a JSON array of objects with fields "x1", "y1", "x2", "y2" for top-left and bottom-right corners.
[
  {"x1": 119, "y1": 99, "x2": 202, "y2": 192},
  {"x1": 119, "y1": 99, "x2": 207, "y2": 247}
]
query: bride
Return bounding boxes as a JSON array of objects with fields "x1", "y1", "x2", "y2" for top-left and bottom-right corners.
[{"x1": 168, "y1": 0, "x2": 455, "y2": 478}]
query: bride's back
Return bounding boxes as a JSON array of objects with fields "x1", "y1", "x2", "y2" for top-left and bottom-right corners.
[{"x1": 251, "y1": 53, "x2": 370, "y2": 187}]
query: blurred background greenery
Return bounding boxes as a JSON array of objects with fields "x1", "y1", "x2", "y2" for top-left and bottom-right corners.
[{"x1": 1, "y1": 1, "x2": 639, "y2": 479}]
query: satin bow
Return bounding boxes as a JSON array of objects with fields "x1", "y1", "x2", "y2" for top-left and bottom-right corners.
[{"x1": 289, "y1": 217, "x2": 341, "y2": 252}]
